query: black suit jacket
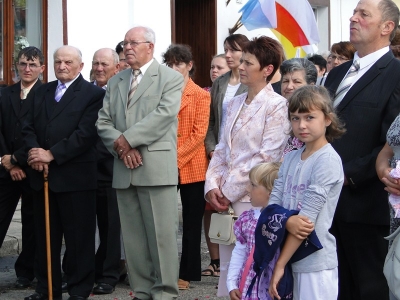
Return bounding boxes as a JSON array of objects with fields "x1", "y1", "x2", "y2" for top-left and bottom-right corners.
[
  {"x1": 0, "y1": 80, "x2": 42, "y2": 179},
  {"x1": 90, "y1": 82, "x2": 114, "y2": 182},
  {"x1": 325, "y1": 51, "x2": 400, "y2": 225},
  {"x1": 22, "y1": 74, "x2": 105, "y2": 192}
]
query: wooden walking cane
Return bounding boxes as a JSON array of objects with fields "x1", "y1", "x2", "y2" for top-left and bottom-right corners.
[{"x1": 44, "y1": 172, "x2": 53, "y2": 300}]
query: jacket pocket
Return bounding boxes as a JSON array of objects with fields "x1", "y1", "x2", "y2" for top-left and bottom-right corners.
[{"x1": 148, "y1": 141, "x2": 171, "y2": 151}]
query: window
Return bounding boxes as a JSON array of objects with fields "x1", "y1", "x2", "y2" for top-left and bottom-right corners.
[{"x1": 0, "y1": 0, "x2": 47, "y2": 86}]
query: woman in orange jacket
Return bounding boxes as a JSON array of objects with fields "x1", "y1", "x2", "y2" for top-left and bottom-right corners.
[{"x1": 162, "y1": 44, "x2": 211, "y2": 290}]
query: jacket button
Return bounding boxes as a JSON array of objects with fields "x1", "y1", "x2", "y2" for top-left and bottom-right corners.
[{"x1": 177, "y1": 134, "x2": 181, "y2": 137}]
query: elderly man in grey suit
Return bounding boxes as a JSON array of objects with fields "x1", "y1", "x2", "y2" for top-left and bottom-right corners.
[{"x1": 96, "y1": 26, "x2": 183, "y2": 300}]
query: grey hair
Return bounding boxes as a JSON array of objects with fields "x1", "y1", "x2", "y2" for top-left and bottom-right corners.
[
  {"x1": 53, "y1": 45, "x2": 83, "y2": 63},
  {"x1": 378, "y1": 0, "x2": 400, "y2": 41},
  {"x1": 110, "y1": 49, "x2": 119, "y2": 64},
  {"x1": 280, "y1": 58, "x2": 318, "y2": 85},
  {"x1": 93, "y1": 48, "x2": 119, "y2": 65},
  {"x1": 139, "y1": 26, "x2": 156, "y2": 44}
]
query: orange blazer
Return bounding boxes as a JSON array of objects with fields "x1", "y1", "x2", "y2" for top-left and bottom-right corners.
[{"x1": 177, "y1": 78, "x2": 211, "y2": 184}]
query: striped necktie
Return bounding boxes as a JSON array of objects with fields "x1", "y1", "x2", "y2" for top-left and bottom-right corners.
[
  {"x1": 333, "y1": 60, "x2": 360, "y2": 107},
  {"x1": 54, "y1": 83, "x2": 66, "y2": 102},
  {"x1": 127, "y1": 69, "x2": 141, "y2": 107}
]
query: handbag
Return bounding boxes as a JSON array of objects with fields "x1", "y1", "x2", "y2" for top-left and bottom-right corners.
[
  {"x1": 384, "y1": 225, "x2": 400, "y2": 300},
  {"x1": 208, "y1": 205, "x2": 237, "y2": 245}
]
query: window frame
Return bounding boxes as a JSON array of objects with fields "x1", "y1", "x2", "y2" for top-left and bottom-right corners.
[{"x1": 0, "y1": 0, "x2": 47, "y2": 86}]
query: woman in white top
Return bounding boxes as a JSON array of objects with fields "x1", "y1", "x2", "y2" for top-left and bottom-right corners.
[{"x1": 205, "y1": 36, "x2": 290, "y2": 297}]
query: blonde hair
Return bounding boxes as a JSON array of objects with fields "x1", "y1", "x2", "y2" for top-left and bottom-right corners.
[{"x1": 249, "y1": 162, "x2": 281, "y2": 191}]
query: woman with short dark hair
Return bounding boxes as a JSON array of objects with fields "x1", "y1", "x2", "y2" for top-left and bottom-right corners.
[{"x1": 205, "y1": 36, "x2": 289, "y2": 297}]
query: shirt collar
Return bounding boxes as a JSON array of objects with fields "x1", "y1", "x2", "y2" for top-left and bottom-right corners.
[
  {"x1": 354, "y1": 46, "x2": 389, "y2": 70},
  {"x1": 138, "y1": 58, "x2": 154, "y2": 75},
  {"x1": 57, "y1": 73, "x2": 80, "y2": 89}
]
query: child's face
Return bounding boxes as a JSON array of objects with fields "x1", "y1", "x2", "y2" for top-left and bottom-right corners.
[
  {"x1": 290, "y1": 106, "x2": 331, "y2": 147},
  {"x1": 250, "y1": 181, "x2": 271, "y2": 208}
]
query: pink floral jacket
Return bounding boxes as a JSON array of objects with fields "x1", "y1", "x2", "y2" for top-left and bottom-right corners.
[{"x1": 205, "y1": 84, "x2": 289, "y2": 203}]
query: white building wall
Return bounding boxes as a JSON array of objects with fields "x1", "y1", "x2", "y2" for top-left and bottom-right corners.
[
  {"x1": 47, "y1": 0, "x2": 64, "y2": 81},
  {"x1": 65, "y1": 0, "x2": 172, "y2": 81},
  {"x1": 330, "y1": 0, "x2": 359, "y2": 45},
  {"x1": 47, "y1": 0, "x2": 382, "y2": 81}
]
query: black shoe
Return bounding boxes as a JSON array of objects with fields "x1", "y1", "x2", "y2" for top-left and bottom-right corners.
[
  {"x1": 24, "y1": 292, "x2": 62, "y2": 300},
  {"x1": 67, "y1": 296, "x2": 87, "y2": 300},
  {"x1": 61, "y1": 281, "x2": 68, "y2": 293},
  {"x1": 92, "y1": 282, "x2": 115, "y2": 294},
  {"x1": 15, "y1": 277, "x2": 31, "y2": 288}
]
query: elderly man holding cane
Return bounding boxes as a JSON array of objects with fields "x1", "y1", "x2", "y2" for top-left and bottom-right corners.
[{"x1": 22, "y1": 45, "x2": 104, "y2": 300}]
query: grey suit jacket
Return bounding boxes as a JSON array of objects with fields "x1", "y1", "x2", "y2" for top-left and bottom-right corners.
[
  {"x1": 96, "y1": 59, "x2": 183, "y2": 188},
  {"x1": 204, "y1": 71, "x2": 247, "y2": 155}
]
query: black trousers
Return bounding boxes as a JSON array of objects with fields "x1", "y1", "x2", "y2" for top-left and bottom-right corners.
[
  {"x1": 33, "y1": 189, "x2": 96, "y2": 298},
  {"x1": 0, "y1": 177, "x2": 35, "y2": 280},
  {"x1": 178, "y1": 181, "x2": 206, "y2": 281},
  {"x1": 330, "y1": 218, "x2": 389, "y2": 300},
  {"x1": 95, "y1": 180, "x2": 121, "y2": 286}
]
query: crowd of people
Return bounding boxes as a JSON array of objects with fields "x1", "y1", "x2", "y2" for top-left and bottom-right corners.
[{"x1": 1, "y1": 0, "x2": 400, "y2": 299}]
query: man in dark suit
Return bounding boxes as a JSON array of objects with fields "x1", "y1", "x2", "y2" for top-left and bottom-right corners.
[
  {"x1": 91, "y1": 48, "x2": 121, "y2": 294},
  {"x1": 22, "y1": 45, "x2": 104, "y2": 300},
  {"x1": 324, "y1": 1, "x2": 400, "y2": 299},
  {"x1": 0, "y1": 46, "x2": 44, "y2": 289}
]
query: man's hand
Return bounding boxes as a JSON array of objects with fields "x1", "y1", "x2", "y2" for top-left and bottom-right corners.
[
  {"x1": 9, "y1": 166, "x2": 26, "y2": 181},
  {"x1": 205, "y1": 188, "x2": 230, "y2": 212},
  {"x1": 1, "y1": 155, "x2": 14, "y2": 171},
  {"x1": 123, "y1": 148, "x2": 143, "y2": 169},
  {"x1": 30, "y1": 162, "x2": 49, "y2": 176},
  {"x1": 285, "y1": 215, "x2": 314, "y2": 239},
  {"x1": 28, "y1": 148, "x2": 54, "y2": 165},
  {"x1": 229, "y1": 289, "x2": 241, "y2": 300},
  {"x1": 113, "y1": 134, "x2": 132, "y2": 159}
]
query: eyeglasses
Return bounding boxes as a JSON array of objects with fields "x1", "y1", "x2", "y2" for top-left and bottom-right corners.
[
  {"x1": 330, "y1": 54, "x2": 349, "y2": 62},
  {"x1": 120, "y1": 41, "x2": 150, "y2": 48},
  {"x1": 17, "y1": 62, "x2": 41, "y2": 69}
]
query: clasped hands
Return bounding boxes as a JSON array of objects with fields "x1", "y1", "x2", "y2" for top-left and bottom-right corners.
[
  {"x1": 205, "y1": 188, "x2": 231, "y2": 212},
  {"x1": 380, "y1": 167, "x2": 400, "y2": 195},
  {"x1": 113, "y1": 134, "x2": 142, "y2": 169},
  {"x1": 27, "y1": 148, "x2": 53, "y2": 176},
  {"x1": 1, "y1": 154, "x2": 26, "y2": 181}
]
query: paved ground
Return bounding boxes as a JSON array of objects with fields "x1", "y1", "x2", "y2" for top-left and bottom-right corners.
[{"x1": 0, "y1": 200, "x2": 229, "y2": 299}]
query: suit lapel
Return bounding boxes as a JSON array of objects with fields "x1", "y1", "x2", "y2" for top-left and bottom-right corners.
[
  {"x1": 19, "y1": 80, "x2": 42, "y2": 118},
  {"x1": 127, "y1": 60, "x2": 159, "y2": 110},
  {"x1": 217, "y1": 72, "x2": 230, "y2": 118},
  {"x1": 231, "y1": 87, "x2": 266, "y2": 140},
  {"x1": 9, "y1": 84, "x2": 21, "y2": 118},
  {"x1": 49, "y1": 75, "x2": 83, "y2": 122},
  {"x1": 180, "y1": 79, "x2": 194, "y2": 111},
  {"x1": 118, "y1": 69, "x2": 131, "y2": 109},
  {"x1": 336, "y1": 52, "x2": 394, "y2": 112},
  {"x1": 235, "y1": 83, "x2": 247, "y2": 96}
]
